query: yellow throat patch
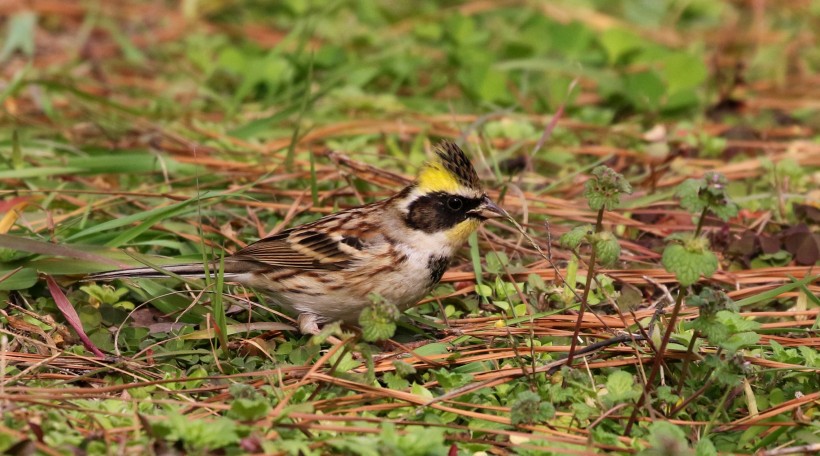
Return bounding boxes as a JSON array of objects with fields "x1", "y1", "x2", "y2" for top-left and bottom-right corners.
[
  {"x1": 417, "y1": 162, "x2": 461, "y2": 193},
  {"x1": 446, "y1": 219, "x2": 481, "y2": 243}
]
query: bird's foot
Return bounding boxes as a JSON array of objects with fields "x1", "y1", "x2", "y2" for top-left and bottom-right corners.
[{"x1": 297, "y1": 313, "x2": 321, "y2": 335}]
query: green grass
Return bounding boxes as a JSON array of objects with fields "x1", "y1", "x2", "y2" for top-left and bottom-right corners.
[{"x1": 1, "y1": 1, "x2": 819, "y2": 454}]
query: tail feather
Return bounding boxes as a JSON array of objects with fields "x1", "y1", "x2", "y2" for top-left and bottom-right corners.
[{"x1": 86, "y1": 263, "x2": 237, "y2": 281}]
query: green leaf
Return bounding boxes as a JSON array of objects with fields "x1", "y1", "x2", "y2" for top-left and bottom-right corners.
[
  {"x1": 592, "y1": 232, "x2": 621, "y2": 266},
  {"x1": 716, "y1": 310, "x2": 761, "y2": 333},
  {"x1": 675, "y1": 172, "x2": 738, "y2": 221},
  {"x1": 599, "y1": 28, "x2": 643, "y2": 63},
  {"x1": 709, "y1": 355, "x2": 745, "y2": 387},
  {"x1": 392, "y1": 360, "x2": 417, "y2": 378},
  {"x1": 768, "y1": 339, "x2": 789, "y2": 361},
  {"x1": 510, "y1": 391, "x2": 539, "y2": 425},
  {"x1": 359, "y1": 294, "x2": 399, "y2": 342},
  {"x1": 410, "y1": 342, "x2": 450, "y2": 356},
  {"x1": 152, "y1": 413, "x2": 240, "y2": 451},
  {"x1": 603, "y1": 370, "x2": 640, "y2": 404},
  {"x1": 80, "y1": 284, "x2": 130, "y2": 306},
  {"x1": 623, "y1": 70, "x2": 665, "y2": 111},
  {"x1": 78, "y1": 305, "x2": 102, "y2": 331},
  {"x1": 228, "y1": 396, "x2": 270, "y2": 421},
  {"x1": 475, "y1": 283, "x2": 494, "y2": 298},
  {"x1": 410, "y1": 383, "x2": 434, "y2": 400},
  {"x1": 485, "y1": 251, "x2": 510, "y2": 274},
  {"x1": 646, "y1": 422, "x2": 689, "y2": 454},
  {"x1": 433, "y1": 369, "x2": 473, "y2": 390},
  {"x1": 710, "y1": 201, "x2": 739, "y2": 222},
  {"x1": 676, "y1": 178, "x2": 704, "y2": 214},
  {"x1": 458, "y1": 63, "x2": 510, "y2": 104},
  {"x1": 510, "y1": 391, "x2": 554, "y2": 426},
  {"x1": 571, "y1": 401, "x2": 596, "y2": 422},
  {"x1": 690, "y1": 315, "x2": 729, "y2": 344},
  {"x1": 660, "y1": 53, "x2": 708, "y2": 94},
  {"x1": 493, "y1": 277, "x2": 520, "y2": 302},
  {"x1": 661, "y1": 237, "x2": 718, "y2": 286},
  {"x1": 0, "y1": 267, "x2": 37, "y2": 290},
  {"x1": 547, "y1": 381, "x2": 575, "y2": 403},
  {"x1": 694, "y1": 310, "x2": 762, "y2": 353},
  {"x1": 87, "y1": 328, "x2": 114, "y2": 352},
  {"x1": 686, "y1": 287, "x2": 736, "y2": 314},
  {"x1": 384, "y1": 372, "x2": 410, "y2": 390},
  {"x1": 797, "y1": 346, "x2": 819, "y2": 368},
  {"x1": 484, "y1": 118, "x2": 537, "y2": 140},
  {"x1": 527, "y1": 273, "x2": 548, "y2": 292},
  {"x1": 559, "y1": 225, "x2": 593, "y2": 250},
  {"x1": 656, "y1": 386, "x2": 680, "y2": 406},
  {"x1": 476, "y1": 68, "x2": 509, "y2": 103},
  {"x1": 617, "y1": 283, "x2": 643, "y2": 311},
  {"x1": 721, "y1": 331, "x2": 761, "y2": 354},
  {"x1": 376, "y1": 423, "x2": 449, "y2": 456},
  {"x1": 695, "y1": 437, "x2": 717, "y2": 456}
]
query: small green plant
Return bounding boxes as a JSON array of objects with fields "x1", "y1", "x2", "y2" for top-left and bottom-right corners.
[
  {"x1": 687, "y1": 288, "x2": 760, "y2": 355},
  {"x1": 151, "y1": 412, "x2": 241, "y2": 453},
  {"x1": 227, "y1": 383, "x2": 270, "y2": 421},
  {"x1": 602, "y1": 370, "x2": 642, "y2": 407},
  {"x1": 661, "y1": 234, "x2": 718, "y2": 287},
  {"x1": 641, "y1": 421, "x2": 693, "y2": 456},
  {"x1": 625, "y1": 171, "x2": 739, "y2": 434},
  {"x1": 510, "y1": 390, "x2": 556, "y2": 426},
  {"x1": 668, "y1": 288, "x2": 761, "y2": 420},
  {"x1": 80, "y1": 284, "x2": 134, "y2": 310},
  {"x1": 760, "y1": 157, "x2": 808, "y2": 220},
  {"x1": 358, "y1": 293, "x2": 399, "y2": 342},
  {"x1": 561, "y1": 165, "x2": 632, "y2": 363},
  {"x1": 329, "y1": 424, "x2": 450, "y2": 456}
]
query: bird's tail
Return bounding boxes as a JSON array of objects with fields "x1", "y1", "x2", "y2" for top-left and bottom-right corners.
[{"x1": 86, "y1": 262, "x2": 240, "y2": 281}]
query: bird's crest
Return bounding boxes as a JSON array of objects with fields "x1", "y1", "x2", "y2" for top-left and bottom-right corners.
[{"x1": 417, "y1": 141, "x2": 482, "y2": 194}]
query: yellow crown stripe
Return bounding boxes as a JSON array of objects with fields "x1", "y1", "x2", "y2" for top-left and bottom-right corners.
[{"x1": 417, "y1": 162, "x2": 460, "y2": 193}]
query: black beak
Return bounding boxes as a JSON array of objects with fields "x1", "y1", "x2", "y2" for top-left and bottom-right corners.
[{"x1": 469, "y1": 195, "x2": 507, "y2": 220}]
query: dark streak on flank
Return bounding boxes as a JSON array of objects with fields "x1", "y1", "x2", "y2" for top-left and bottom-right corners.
[
  {"x1": 266, "y1": 270, "x2": 301, "y2": 281},
  {"x1": 288, "y1": 286, "x2": 322, "y2": 296},
  {"x1": 427, "y1": 256, "x2": 450, "y2": 284},
  {"x1": 341, "y1": 236, "x2": 364, "y2": 250}
]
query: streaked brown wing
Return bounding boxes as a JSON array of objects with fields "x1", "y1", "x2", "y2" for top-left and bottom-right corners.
[{"x1": 229, "y1": 229, "x2": 357, "y2": 270}]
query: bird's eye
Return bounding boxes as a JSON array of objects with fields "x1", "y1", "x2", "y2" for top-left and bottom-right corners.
[{"x1": 447, "y1": 197, "x2": 463, "y2": 211}]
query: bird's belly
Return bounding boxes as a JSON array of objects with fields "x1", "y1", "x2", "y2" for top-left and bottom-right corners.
[
  {"x1": 236, "y1": 253, "x2": 440, "y2": 324},
  {"x1": 280, "y1": 274, "x2": 433, "y2": 324}
]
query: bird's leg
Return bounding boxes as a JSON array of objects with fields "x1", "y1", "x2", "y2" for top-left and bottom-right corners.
[{"x1": 297, "y1": 313, "x2": 321, "y2": 335}]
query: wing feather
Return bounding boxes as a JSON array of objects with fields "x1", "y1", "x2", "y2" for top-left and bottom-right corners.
[{"x1": 230, "y1": 227, "x2": 363, "y2": 270}]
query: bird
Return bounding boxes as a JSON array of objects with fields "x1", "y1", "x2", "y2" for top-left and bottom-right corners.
[{"x1": 89, "y1": 141, "x2": 506, "y2": 334}]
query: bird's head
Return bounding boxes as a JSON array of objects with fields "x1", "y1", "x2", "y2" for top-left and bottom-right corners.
[{"x1": 400, "y1": 141, "x2": 506, "y2": 244}]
